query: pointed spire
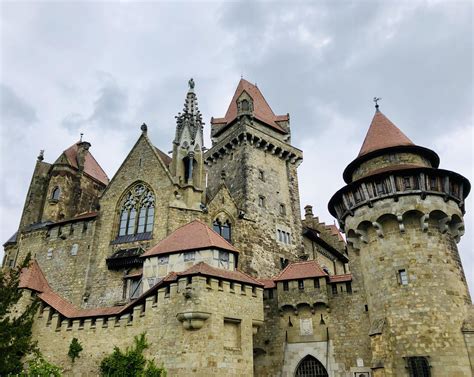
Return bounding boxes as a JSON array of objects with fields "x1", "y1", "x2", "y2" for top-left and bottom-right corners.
[
  {"x1": 175, "y1": 78, "x2": 203, "y2": 143},
  {"x1": 358, "y1": 110, "x2": 414, "y2": 157}
]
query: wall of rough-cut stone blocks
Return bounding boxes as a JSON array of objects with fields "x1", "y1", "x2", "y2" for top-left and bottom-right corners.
[
  {"x1": 29, "y1": 276, "x2": 263, "y2": 377},
  {"x1": 344, "y1": 195, "x2": 472, "y2": 376}
]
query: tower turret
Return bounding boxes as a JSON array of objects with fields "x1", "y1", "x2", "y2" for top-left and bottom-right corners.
[
  {"x1": 170, "y1": 79, "x2": 205, "y2": 210},
  {"x1": 328, "y1": 105, "x2": 472, "y2": 376}
]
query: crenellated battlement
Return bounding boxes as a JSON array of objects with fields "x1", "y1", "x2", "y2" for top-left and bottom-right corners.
[{"x1": 32, "y1": 275, "x2": 263, "y2": 333}]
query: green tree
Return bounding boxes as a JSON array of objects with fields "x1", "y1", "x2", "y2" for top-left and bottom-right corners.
[
  {"x1": 68, "y1": 337, "x2": 83, "y2": 363},
  {"x1": 24, "y1": 354, "x2": 62, "y2": 377},
  {"x1": 0, "y1": 254, "x2": 39, "y2": 375},
  {"x1": 100, "y1": 333, "x2": 166, "y2": 377}
]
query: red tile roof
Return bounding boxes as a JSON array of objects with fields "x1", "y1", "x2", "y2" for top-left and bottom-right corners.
[
  {"x1": 211, "y1": 79, "x2": 288, "y2": 134},
  {"x1": 168, "y1": 262, "x2": 263, "y2": 286},
  {"x1": 358, "y1": 111, "x2": 414, "y2": 157},
  {"x1": 62, "y1": 142, "x2": 109, "y2": 185},
  {"x1": 53, "y1": 211, "x2": 98, "y2": 226},
  {"x1": 259, "y1": 279, "x2": 276, "y2": 289},
  {"x1": 327, "y1": 224, "x2": 345, "y2": 242},
  {"x1": 329, "y1": 274, "x2": 353, "y2": 283},
  {"x1": 274, "y1": 260, "x2": 328, "y2": 282},
  {"x1": 141, "y1": 219, "x2": 238, "y2": 258}
]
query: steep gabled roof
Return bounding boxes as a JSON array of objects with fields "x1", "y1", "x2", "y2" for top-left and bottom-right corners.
[
  {"x1": 274, "y1": 260, "x2": 328, "y2": 282},
  {"x1": 358, "y1": 111, "x2": 414, "y2": 157},
  {"x1": 141, "y1": 219, "x2": 238, "y2": 258},
  {"x1": 60, "y1": 142, "x2": 109, "y2": 185},
  {"x1": 211, "y1": 79, "x2": 288, "y2": 134}
]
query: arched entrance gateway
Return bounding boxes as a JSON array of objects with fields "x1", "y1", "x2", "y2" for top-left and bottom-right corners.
[{"x1": 294, "y1": 355, "x2": 328, "y2": 377}]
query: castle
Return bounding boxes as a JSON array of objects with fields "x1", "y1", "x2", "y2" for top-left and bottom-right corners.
[{"x1": 3, "y1": 78, "x2": 473, "y2": 377}]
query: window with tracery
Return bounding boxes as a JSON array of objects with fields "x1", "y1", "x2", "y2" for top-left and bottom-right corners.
[
  {"x1": 406, "y1": 356, "x2": 431, "y2": 377},
  {"x1": 295, "y1": 355, "x2": 328, "y2": 377},
  {"x1": 213, "y1": 219, "x2": 231, "y2": 243},
  {"x1": 118, "y1": 183, "x2": 155, "y2": 237}
]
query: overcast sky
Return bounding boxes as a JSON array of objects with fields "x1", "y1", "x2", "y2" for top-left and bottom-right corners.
[{"x1": 1, "y1": 1, "x2": 472, "y2": 289}]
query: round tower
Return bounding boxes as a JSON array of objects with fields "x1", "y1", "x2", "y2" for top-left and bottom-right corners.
[{"x1": 328, "y1": 105, "x2": 471, "y2": 376}]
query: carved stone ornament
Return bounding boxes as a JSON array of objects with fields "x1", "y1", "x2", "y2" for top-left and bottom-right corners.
[{"x1": 176, "y1": 311, "x2": 211, "y2": 330}]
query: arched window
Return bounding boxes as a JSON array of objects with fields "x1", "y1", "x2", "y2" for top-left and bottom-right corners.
[
  {"x1": 118, "y1": 183, "x2": 155, "y2": 237},
  {"x1": 295, "y1": 355, "x2": 328, "y2": 377},
  {"x1": 213, "y1": 219, "x2": 231, "y2": 243},
  {"x1": 51, "y1": 187, "x2": 61, "y2": 200}
]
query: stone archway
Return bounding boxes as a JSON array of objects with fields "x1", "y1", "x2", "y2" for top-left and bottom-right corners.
[{"x1": 294, "y1": 355, "x2": 328, "y2": 377}]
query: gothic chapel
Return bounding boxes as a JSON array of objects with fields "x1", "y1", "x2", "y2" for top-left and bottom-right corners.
[{"x1": 4, "y1": 79, "x2": 473, "y2": 376}]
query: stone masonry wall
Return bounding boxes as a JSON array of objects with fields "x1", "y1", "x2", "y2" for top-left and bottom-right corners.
[
  {"x1": 345, "y1": 195, "x2": 472, "y2": 376},
  {"x1": 29, "y1": 276, "x2": 263, "y2": 377}
]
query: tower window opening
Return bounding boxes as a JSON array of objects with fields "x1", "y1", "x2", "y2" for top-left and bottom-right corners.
[
  {"x1": 346, "y1": 282, "x2": 352, "y2": 294},
  {"x1": 331, "y1": 284, "x2": 338, "y2": 295},
  {"x1": 376, "y1": 182, "x2": 386, "y2": 195},
  {"x1": 314, "y1": 279, "x2": 320, "y2": 289},
  {"x1": 298, "y1": 280, "x2": 304, "y2": 290},
  {"x1": 279, "y1": 203, "x2": 286, "y2": 215},
  {"x1": 51, "y1": 187, "x2": 61, "y2": 201},
  {"x1": 283, "y1": 281, "x2": 289, "y2": 291},
  {"x1": 258, "y1": 195, "x2": 265, "y2": 208},
  {"x1": 405, "y1": 356, "x2": 431, "y2": 377},
  {"x1": 398, "y1": 269, "x2": 409, "y2": 286},
  {"x1": 213, "y1": 219, "x2": 232, "y2": 243},
  {"x1": 429, "y1": 177, "x2": 438, "y2": 191},
  {"x1": 403, "y1": 176, "x2": 412, "y2": 190},
  {"x1": 258, "y1": 169, "x2": 265, "y2": 181},
  {"x1": 354, "y1": 190, "x2": 362, "y2": 204},
  {"x1": 184, "y1": 251, "x2": 195, "y2": 261},
  {"x1": 118, "y1": 183, "x2": 155, "y2": 237}
]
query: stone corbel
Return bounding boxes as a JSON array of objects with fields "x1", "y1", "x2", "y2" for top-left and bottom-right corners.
[
  {"x1": 356, "y1": 229, "x2": 368, "y2": 244},
  {"x1": 397, "y1": 215, "x2": 405, "y2": 233},
  {"x1": 438, "y1": 216, "x2": 450, "y2": 234},
  {"x1": 372, "y1": 222, "x2": 384, "y2": 238},
  {"x1": 452, "y1": 221, "x2": 465, "y2": 243},
  {"x1": 176, "y1": 311, "x2": 211, "y2": 330},
  {"x1": 252, "y1": 319, "x2": 264, "y2": 335},
  {"x1": 420, "y1": 214, "x2": 429, "y2": 232},
  {"x1": 347, "y1": 237, "x2": 360, "y2": 251}
]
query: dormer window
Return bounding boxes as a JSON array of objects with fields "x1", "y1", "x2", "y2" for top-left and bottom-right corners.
[{"x1": 51, "y1": 187, "x2": 61, "y2": 201}]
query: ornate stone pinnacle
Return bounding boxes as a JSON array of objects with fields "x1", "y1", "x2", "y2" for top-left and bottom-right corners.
[
  {"x1": 37, "y1": 149, "x2": 44, "y2": 161},
  {"x1": 141, "y1": 123, "x2": 148, "y2": 133}
]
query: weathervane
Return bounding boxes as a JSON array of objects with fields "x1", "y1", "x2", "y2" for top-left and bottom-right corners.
[{"x1": 373, "y1": 97, "x2": 382, "y2": 111}]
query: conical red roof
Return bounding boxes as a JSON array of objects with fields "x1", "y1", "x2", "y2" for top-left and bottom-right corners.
[
  {"x1": 358, "y1": 111, "x2": 414, "y2": 157},
  {"x1": 142, "y1": 219, "x2": 238, "y2": 257},
  {"x1": 211, "y1": 79, "x2": 288, "y2": 134}
]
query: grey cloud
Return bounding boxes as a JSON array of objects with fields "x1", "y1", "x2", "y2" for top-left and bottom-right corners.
[
  {"x1": 61, "y1": 74, "x2": 130, "y2": 133},
  {"x1": 0, "y1": 84, "x2": 38, "y2": 124}
]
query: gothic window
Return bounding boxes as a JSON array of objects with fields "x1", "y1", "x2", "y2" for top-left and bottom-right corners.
[
  {"x1": 406, "y1": 356, "x2": 431, "y2": 377},
  {"x1": 118, "y1": 183, "x2": 155, "y2": 237},
  {"x1": 295, "y1": 355, "x2": 328, "y2": 377},
  {"x1": 51, "y1": 186, "x2": 61, "y2": 200},
  {"x1": 213, "y1": 219, "x2": 232, "y2": 243}
]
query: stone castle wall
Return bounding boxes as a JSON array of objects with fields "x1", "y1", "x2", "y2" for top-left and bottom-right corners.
[{"x1": 29, "y1": 276, "x2": 263, "y2": 377}]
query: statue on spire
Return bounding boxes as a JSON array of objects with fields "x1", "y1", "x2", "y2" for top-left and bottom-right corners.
[{"x1": 188, "y1": 78, "x2": 195, "y2": 90}]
